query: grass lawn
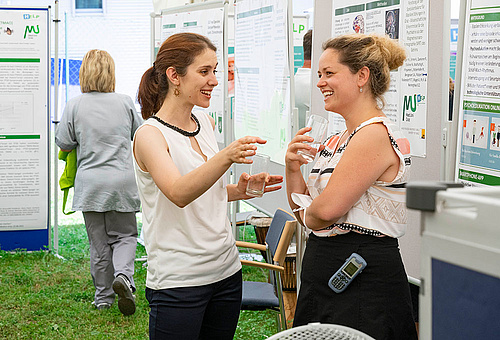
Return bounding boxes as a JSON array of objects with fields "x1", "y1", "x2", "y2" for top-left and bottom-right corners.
[{"x1": 0, "y1": 223, "x2": 277, "y2": 339}]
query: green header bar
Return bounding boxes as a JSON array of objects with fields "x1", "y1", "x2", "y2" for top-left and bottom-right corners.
[
  {"x1": 162, "y1": 23, "x2": 175, "y2": 29},
  {"x1": 335, "y1": 4, "x2": 365, "y2": 16},
  {"x1": 458, "y1": 169, "x2": 500, "y2": 186},
  {"x1": 183, "y1": 21, "x2": 197, "y2": 27},
  {"x1": 470, "y1": 12, "x2": 500, "y2": 22},
  {"x1": 0, "y1": 58, "x2": 40, "y2": 62},
  {"x1": 0, "y1": 135, "x2": 40, "y2": 139},
  {"x1": 471, "y1": 6, "x2": 500, "y2": 11},
  {"x1": 366, "y1": 0, "x2": 400, "y2": 10},
  {"x1": 237, "y1": 5, "x2": 273, "y2": 19},
  {"x1": 463, "y1": 100, "x2": 500, "y2": 114}
]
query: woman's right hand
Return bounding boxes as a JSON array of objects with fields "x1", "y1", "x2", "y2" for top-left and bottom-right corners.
[
  {"x1": 285, "y1": 127, "x2": 316, "y2": 172},
  {"x1": 223, "y1": 136, "x2": 267, "y2": 164}
]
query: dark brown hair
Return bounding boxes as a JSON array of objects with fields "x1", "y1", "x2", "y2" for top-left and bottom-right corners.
[
  {"x1": 137, "y1": 33, "x2": 216, "y2": 119},
  {"x1": 303, "y1": 29, "x2": 312, "y2": 61},
  {"x1": 323, "y1": 33, "x2": 406, "y2": 107}
]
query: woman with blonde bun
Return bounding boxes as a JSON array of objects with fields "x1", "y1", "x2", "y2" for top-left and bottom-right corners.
[{"x1": 286, "y1": 34, "x2": 417, "y2": 339}]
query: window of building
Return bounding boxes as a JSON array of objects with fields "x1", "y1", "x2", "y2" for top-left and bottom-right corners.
[{"x1": 74, "y1": 0, "x2": 105, "y2": 15}]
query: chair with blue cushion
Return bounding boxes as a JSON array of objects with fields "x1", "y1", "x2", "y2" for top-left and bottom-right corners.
[{"x1": 236, "y1": 208, "x2": 297, "y2": 332}]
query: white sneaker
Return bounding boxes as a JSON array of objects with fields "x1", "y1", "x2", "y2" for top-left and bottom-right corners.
[{"x1": 91, "y1": 301, "x2": 111, "y2": 311}]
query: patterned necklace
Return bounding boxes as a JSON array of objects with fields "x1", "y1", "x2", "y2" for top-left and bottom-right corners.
[{"x1": 151, "y1": 114, "x2": 200, "y2": 137}]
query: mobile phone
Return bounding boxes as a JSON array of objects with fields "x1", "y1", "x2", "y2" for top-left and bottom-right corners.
[{"x1": 328, "y1": 253, "x2": 367, "y2": 293}]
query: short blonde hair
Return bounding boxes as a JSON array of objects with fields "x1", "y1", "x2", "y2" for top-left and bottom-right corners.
[
  {"x1": 323, "y1": 34, "x2": 406, "y2": 107},
  {"x1": 79, "y1": 49, "x2": 115, "y2": 93}
]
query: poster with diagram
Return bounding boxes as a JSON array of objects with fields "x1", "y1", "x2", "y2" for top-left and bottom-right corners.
[
  {"x1": 456, "y1": 0, "x2": 500, "y2": 186},
  {"x1": 161, "y1": 3, "x2": 226, "y2": 144},
  {"x1": 331, "y1": 0, "x2": 428, "y2": 157},
  {"x1": 0, "y1": 7, "x2": 49, "y2": 233}
]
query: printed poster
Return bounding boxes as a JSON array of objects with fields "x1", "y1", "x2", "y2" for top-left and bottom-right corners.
[
  {"x1": 456, "y1": 0, "x2": 500, "y2": 186},
  {"x1": 331, "y1": 0, "x2": 428, "y2": 157},
  {"x1": 234, "y1": 0, "x2": 292, "y2": 164},
  {"x1": 0, "y1": 7, "x2": 49, "y2": 231}
]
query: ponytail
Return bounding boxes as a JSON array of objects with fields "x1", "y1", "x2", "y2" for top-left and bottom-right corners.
[{"x1": 137, "y1": 66, "x2": 166, "y2": 119}]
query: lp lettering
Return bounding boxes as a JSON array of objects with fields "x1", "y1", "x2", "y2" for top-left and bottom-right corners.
[
  {"x1": 293, "y1": 23, "x2": 305, "y2": 33},
  {"x1": 24, "y1": 25, "x2": 39, "y2": 39}
]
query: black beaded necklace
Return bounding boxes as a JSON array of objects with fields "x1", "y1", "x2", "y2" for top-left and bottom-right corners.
[{"x1": 151, "y1": 114, "x2": 200, "y2": 137}]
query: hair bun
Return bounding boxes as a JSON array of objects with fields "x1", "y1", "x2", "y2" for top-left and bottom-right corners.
[{"x1": 371, "y1": 34, "x2": 406, "y2": 71}]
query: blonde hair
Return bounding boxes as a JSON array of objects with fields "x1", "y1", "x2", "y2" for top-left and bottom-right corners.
[
  {"x1": 323, "y1": 33, "x2": 406, "y2": 107},
  {"x1": 79, "y1": 49, "x2": 115, "y2": 93}
]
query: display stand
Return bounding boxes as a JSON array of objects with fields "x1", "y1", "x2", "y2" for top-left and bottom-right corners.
[
  {"x1": 407, "y1": 183, "x2": 500, "y2": 339},
  {"x1": 0, "y1": 6, "x2": 51, "y2": 251}
]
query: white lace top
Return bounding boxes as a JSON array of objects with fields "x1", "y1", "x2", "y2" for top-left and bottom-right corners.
[{"x1": 307, "y1": 116, "x2": 412, "y2": 238}]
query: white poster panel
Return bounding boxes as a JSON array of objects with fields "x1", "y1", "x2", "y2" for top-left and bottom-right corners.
[
  {"x1": 0, "y1": 7, "x2": 49, "y2": 231},
  {"x1": 234, "y1": 0, "x2": 292, "y2": 164},
  {"x1": 161, "y1": 6, "x2": 226, "y2": 143},
  {"x1": 455, "y1": 0, "x2": 500, "y2": 186},
  {"x1": 330, "y1": 0, "x2": 428, "y2": 157}
]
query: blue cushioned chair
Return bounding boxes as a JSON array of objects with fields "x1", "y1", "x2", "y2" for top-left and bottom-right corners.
[{"x1": 236, "y1": 208, "x2": 297, "y2": 332}]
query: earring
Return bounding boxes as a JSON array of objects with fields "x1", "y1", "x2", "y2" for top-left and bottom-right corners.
[
  {"x1": 174, "y1": 87, "x2": 180, "y2": 97},
  {"x1": 359, "y1": 87, "x2": 363, "y2": 93}
]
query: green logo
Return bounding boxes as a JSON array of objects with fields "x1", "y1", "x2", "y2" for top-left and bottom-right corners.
[
  {"x1": 24, "y1": 25, "x2": 39, "y2": 39},
  {"x1": 402, "y1": 94, "x2": 425, "y2": 121}
]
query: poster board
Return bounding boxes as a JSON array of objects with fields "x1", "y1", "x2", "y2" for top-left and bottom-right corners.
[
  {"x1": 0, "y1": 6, "x2": 50, "y2": 251},
  {"x1": 233, "y1": 0, "x2": 294, "y2": 216},
  {"x1": 329, "y1": 0, "x2": 429, "y2": 157},
  {"x1": 160, "y1": 0, "x2": 228, "y2": 146},
  {"x1": 455, "y1": 0, "x2": 500, "y2": 186}
]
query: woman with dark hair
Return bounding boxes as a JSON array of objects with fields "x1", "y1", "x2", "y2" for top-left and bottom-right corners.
[
  {"x1": 286, "y1": 34, "x2": 417, "y2": 339},
  {"x1": 56, "y1": 49, "x2": 142, "y2": 316},
  {"x1": 134, "y1": 33, "x2": 282, "y2": 339}
]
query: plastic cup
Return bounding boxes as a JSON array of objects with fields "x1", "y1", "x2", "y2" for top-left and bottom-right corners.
[
  {"x1": 246, "y1": 154, "x2": 270, "y2": 197},
  {"x1": 297, "y1": 114, "x2": 328, "y2": 162}
]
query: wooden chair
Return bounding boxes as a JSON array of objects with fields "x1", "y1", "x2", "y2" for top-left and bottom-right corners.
[{"x1": 236, "y1": 208, "x2": 297, "y2": 332}]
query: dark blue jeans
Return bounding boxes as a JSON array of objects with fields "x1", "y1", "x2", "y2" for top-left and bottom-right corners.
[{"x1": 146, "y1": 269, "x2": 242, "y2": 340}]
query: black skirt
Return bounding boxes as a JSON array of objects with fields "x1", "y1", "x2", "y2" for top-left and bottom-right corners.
[{"x1": 294, "y1": 232, "x2": 418, "y2": 340}]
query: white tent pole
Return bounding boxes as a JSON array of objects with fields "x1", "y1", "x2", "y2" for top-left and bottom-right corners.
[{"x1": 52, "y1": 0, "x2": 62, "y2": 259}]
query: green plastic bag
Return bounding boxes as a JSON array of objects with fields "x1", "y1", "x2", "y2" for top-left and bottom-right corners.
[{"x1": 58, "y1": 149, "x2": 77, "y2": 215}]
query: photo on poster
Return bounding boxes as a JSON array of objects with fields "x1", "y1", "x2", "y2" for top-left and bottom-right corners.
[
  {"x1": 490, "y1": 119, "x2": 500, "y2": 150},
  {"x1": 462, "y1": 114, "x2": 489, "y2": 149},
  {"x1": 385, "y1": 9, "x2": 399, "y2": 39}
]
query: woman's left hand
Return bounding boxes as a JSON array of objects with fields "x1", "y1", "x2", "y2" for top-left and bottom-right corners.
[{"x1": 235, "y1": 172, "x2": 283, "y2": 199}]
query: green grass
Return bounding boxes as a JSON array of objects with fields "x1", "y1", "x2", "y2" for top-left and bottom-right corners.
[{"x1": 0, "y1": 224, "x2": 277, "y2": 339}]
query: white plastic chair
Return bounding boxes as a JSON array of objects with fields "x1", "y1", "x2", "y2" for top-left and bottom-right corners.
[{"x1": 266, "y1": 323, "x2": 376, "y2": 340}]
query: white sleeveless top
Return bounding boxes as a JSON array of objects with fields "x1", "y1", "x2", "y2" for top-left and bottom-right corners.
[
  {"x1": 133, "y1": 111, "x2": 241, "y2": 290},
  {"x1": 307, "y1": 116, "x2": 412, "y2": 238}
]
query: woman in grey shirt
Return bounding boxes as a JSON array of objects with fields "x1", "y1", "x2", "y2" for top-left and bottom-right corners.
[{"x1": 55, "y1": 49, "x2": 142, "y2": 316}]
